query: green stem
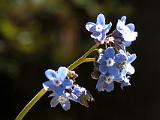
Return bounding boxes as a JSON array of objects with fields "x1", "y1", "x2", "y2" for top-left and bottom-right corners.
[
  {"x1": 68, "y1": 43, "x2": 99, "y2": 70},
  {"x1": 15, "y1": 88, "x2": 47, "y2": 120},
  {"x1": 15, "y1": 43, "x2": 99, "y2": 120},
  {"x1": 83, "y1": 58, "x2": 95, "y2": 63}
]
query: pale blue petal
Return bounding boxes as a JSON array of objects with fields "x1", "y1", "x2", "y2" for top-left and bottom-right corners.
[
  {"x1": 61, "y1": 99, "x2": 71, "y2": 111},
  {"x1": 57, "y1": 67, "x2": 68, "y2": 81},
  {"x1": 90, "y1": 32, "x2": 100, "y2": 38},
  {"x1": 42, "y1": 81, "x2": 54, "y2": 91},
  {"x1": 45, "y1": 69, "x2": 57, "y2": 80},
  {"x1": 127, "y1": 23, "x2": 135, "y2": 31},
  {"x1": 103, "y1": 22, "x2": 112, "y2": 33},
  {"x1": 56, "y1": 86, "x2": 65, "y2": 96},
  {"x1": 96, "y1": 14, "x2": 105, "y2": 26},
  {"x1": 104, "y1": 47, "x2": 115, "y2": 58},
  {"x1": 99, "y1": 63, "x2": 107, "y2": 74},
  {"x1": 62, "y1": 79, "x2": 73, "y2": 89},
  {"x1": 115, "y1": 53, "x2": 126, "y2": 63},
  {"x1": 85, "y1": 22, "x2": 96, "y2": 31},
  {"x1": 121, "y1": 16, "x2": 126, "y2": 22},
  {"x1": 127, "y1": 54, "x2": 136, "y2": 64},
  {"x1": 50, "y1": 96, "x2": 59, "y2": 107},
  {"x1": 123, "y1": 41, "x2": 132, "y2": 46},
  {"x1": 96, "y1": 33, "x2": 103, "y2": 41},
  {"x1": 100, "y1": 32, "x2": 107, "y2": 41},
  {"x1": 96, "y1": 75, "x2": 105, "y2": 91},
  {"x1": 97, "y1": 53, "x2": 104, "y2": 64},
  {"x1": 108, "y1": 65, "x2": 119, "y2": 76},
  {"x1": 104, "y1": 82, "x2": 114, "y2": 92},
  {"x1": 126, "y1": 64, "x2": 135, "y2": 75}
]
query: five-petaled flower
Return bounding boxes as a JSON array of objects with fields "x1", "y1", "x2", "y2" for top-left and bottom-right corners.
[
  {"x1": 116, "y1": 16, "x2": 138, "y2": 42},
  {"x1": 85, "y1": 14, "x2": 112, "y2": 44}
]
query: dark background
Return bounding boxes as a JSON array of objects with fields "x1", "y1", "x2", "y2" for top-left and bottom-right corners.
[{"x1": 0, "y1": 0, "x2": 160, "y2": 120}]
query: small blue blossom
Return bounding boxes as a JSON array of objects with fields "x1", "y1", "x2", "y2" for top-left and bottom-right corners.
[
  {"x1": 42, "y1": 67, "x2": 72, "y2": 91},
  {"x1": 69, "y1": 85, "x2": 87, "y2": 102},
  {"x1": 42, "y1": 67, "x2": 93, "y2": 110},
  {"x1": 85, "y1": 14, "x2": 112, "y2": 44},
  {"x1": 50, "y1": 95, "x2": 71, "y2": 111},
  {"x1": 96, "y1": 47, "x2": 136, "y2": 92},
  {"x1": 96, "y1": 74, "x2": 114, "y2": 92},
  {"x1": 116, "y1": 16, "x2": 138, "y2": 42}
]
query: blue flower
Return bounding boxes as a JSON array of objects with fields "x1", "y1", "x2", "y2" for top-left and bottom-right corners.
[
  {"x1": 96, "y1": 74, "x2": 114, "y2": 92},
  {"x1": 42, "y1": 67, "x2": 93, "y2": 110},
  {"x1": 69, "y1": 85, "x2": 87, "y2": 102},
  {"x1": 96, "y1": 47, "x2": 126, "y2": 92},
  {"x1": 96, "y1": 47, "x2": 136, "y2": 92},
  {"x1": 50, "y1": 95, "x2": 71, "y2": 111},
  {"x1": 116, "y1": 16, "x2": 138, "y2": 42},
  {"x1": 43, "y1": 67, "x2": 72, "y2": 91},
  {"x1": 97, "y1": 47, "x2": 126, "y2": 76},
  {"x1": 85, "y1": 14, "x2": 112, "y2": 44},
  {"x1": 42, "y1": 67, "x2": 74, "y2": 110},
  {"x1": 119, "y1": 52, "x2": 136, "y2": 88}
]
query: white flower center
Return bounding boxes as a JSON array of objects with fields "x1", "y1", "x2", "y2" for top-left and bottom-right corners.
[
  {"x1": 58, "y1": 96, "x2": 67, "y2": 103},
  {"x1": 105, "y1": 76, "x2": 114, "y2": 84},
  {"x1": 106, "y1": 58, "x2": 115, "y2": 67},
  {"x1": 96, "y1": 24, "x2": 103, "y2": 32},
  {"x1": 53, "y1": 79, "x2": 62, "y2": 86}
]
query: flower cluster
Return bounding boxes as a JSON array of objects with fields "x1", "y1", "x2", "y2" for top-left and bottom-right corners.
[
  {"x1": 43, "y1": 13, "x2": 137, "y2": 110},
  {"x1": 95, "y1": 47, "x2": 136, "y2": 92},
  {"x1": 43, "y1": 67, "x2": 93, "y2": 110}
]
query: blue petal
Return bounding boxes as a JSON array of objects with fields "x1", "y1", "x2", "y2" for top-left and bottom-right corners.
[
  {"x1": 57, "y1": 67, "x2": 68, "y2": 81},
  {"x1": 96, "y1": 33, "x2": 103, "y2": 41},
  {"x1": 42, "y1": 81, "x2": 55, "y2": 91},
  {"x1": 97, "y1": 53, "x2": 104, "y2": 64},
  {"x1": 100, "y1": 31, "x2": 107, "y2": 41},
  {"x1": 55, "y1": 86, "x2": 65, "y2": 96},
  {"x1": 99, "y1": 63, "x2": 107, "y2": 74},
  {"x1": 121, "y1": 16, "x2": 126, "y2": 22},
  {"x1": 104, "y1": 47, "x2": 115, "y2": 58},
  {"x1": 50, "y1": 96, "x2": 59, "y2": 107},
  {"x1": 127, "y1": 23, "x2": 135, "y2": 31},
  {"x1": 123, "y1": 41, "x2": 132, "y2": 46},
  {"x1": 103, "y1": 22, "x2": 112, "y2": 33},
  {"x1": 108, "y1": 65, "x2": 119, "y2": 76},
  {"x1": 96, "y1": 75, "x2": 105, "y2": 91},
  {"x1": 126, "y1": 64, "x2": 135, "y2": 75},
  {"x1": 62, "y1": 79, "x2": 73, "y2": 89},
  {"x1": 96, "y1": 14, "x2": 105, "y2": 26},
  {"x1": 115, "y1": 52, "x2": 126, "y2": 63},
  {"x1": 45, "y1": 69, "x2": 57, "y2": 80},
  {"x1": 127, "y1": 54, "x2": 136, "y2": 64},
  {"x1": 104, "y1": 82, "x2": 114, "y2": 92},
  {"x1": 120, "y1": 78, "x2": 131, "y2": 89},
  {"x1": 85, "y1": 22, "x2": 96, "y2": 32},
  {"x1": 61, "y1": 99, "x2": 71, "y2": 111},
  {"x1": 90, "y1": 32, "x2": 100, "y2": 38}
]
